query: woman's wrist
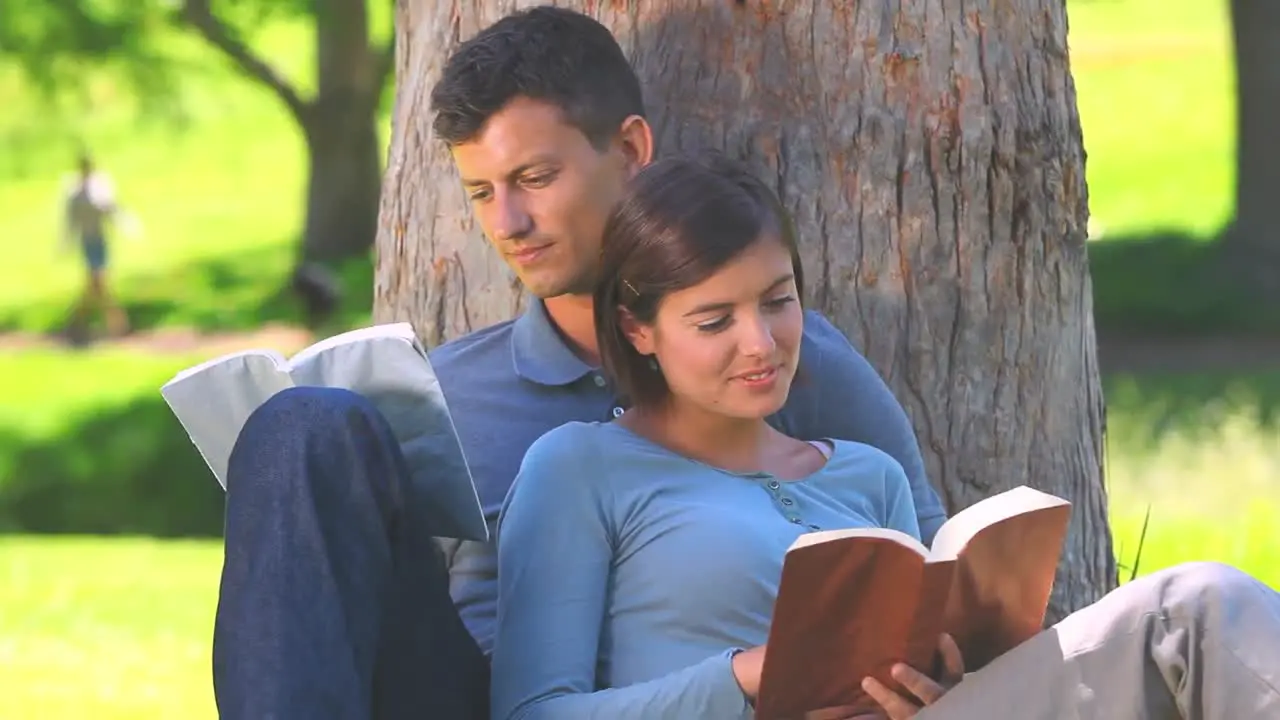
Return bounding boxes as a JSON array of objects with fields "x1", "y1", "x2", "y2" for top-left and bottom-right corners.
[{"x1": 729, "y1": 646, "x2": 763, "y2": 703}]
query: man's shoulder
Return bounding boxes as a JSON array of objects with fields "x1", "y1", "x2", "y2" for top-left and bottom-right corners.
[
  {"x1": 799, "y1": 309, "x2": 866, "y2": 371},
  {"x1": 427, "y1": 319, "x2": 518, "y2": 375}
]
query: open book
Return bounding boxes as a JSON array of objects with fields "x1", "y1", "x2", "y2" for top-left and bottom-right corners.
[
  {"x1": 753, "y1": 485, "x2": 1072, "y2": 720},
  {"x1": 159, "y1": 323, "x2": 487, "y2": 542}
]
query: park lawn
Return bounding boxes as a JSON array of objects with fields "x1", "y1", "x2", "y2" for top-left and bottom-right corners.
[
  {"x1": 1068, "y1": 0, "x2": 1235, "y2": 239},
  {"x1": 0, "y1": 0, "x2": 1268, "y2": 713},
  {"x1": 1, "y1": 366, "x2": 1278, "y2": 718},
  {"x1": 0, "y1": 536, "x2": 221, "y2": 720}
]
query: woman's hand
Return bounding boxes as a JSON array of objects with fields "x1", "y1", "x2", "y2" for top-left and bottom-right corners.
[
  {"x1": 861, "y1": 633, "x2": 965, "y2": 719},
  {"x1": 730, "y1": 645, "x2": 768, "y2": 701}
]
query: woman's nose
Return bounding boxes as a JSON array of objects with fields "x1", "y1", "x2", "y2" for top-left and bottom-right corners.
[{"x1": 738, "y1": 314, "x2": 777, "y2": 357}]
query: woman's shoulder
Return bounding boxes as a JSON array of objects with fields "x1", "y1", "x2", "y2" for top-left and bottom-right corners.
[
  {"x1": 822, "y1": 438, "x2": 909, "y2": 478},
  {"x1": 521, "y1": 420, "x2": 611, "y2": 469}
]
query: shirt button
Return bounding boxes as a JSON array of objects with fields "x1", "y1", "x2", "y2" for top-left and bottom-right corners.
[
  {"x1": 768, "y1": 480, "x2": 780, "y2": 490},
  {"x1": 593, "y1": 375, "x2": 607, "y2": 387},
  {"x1": 790, "y1": 517, "x2": 804, "y2": 525},
  {"x1": 781, "y1": 497, "x2": 794, "y2": 506},
  {"x1": 612, "y1": 407, "x2": 625, "y2": 418}
]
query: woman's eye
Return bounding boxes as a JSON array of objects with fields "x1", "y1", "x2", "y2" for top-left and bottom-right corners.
[
  {"x1": 765, "y1": 295, "x2": 796, "y2": 309},
  {"x1": 696, "y1": 316, "x2": 732, "y2": 333}
]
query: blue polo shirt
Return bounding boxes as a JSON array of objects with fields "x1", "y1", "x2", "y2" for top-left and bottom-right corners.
[{"x1": 427, "y1": 300, "x2": 945, "y2": 655}]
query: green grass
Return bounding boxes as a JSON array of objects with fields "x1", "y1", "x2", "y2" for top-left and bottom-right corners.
[
  {"x1": 0, "y1": 16, "x2": 384, "y2": 335},
  {"x1": 1104, "y1": 372, "x2": 1280, "y2": 586},
  {"x1": 1, "y1": 376, "x2": 1276, "y2": 718},
  {"x1": 0, "y1": 0, "x2": 1274, "y2": 715},
  {"x1": 1068, "y1": 0, "x2": 1235, "y2": 238},
  {"x1": 0, "y1": 536, "x2": 221, "y2": 720}
]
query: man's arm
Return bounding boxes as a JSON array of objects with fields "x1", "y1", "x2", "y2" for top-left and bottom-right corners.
[{"x1": 788, "y1": 310, "x2": 947, "y2": 543}]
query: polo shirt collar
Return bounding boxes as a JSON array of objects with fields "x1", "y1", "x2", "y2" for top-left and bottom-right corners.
[{"x1": 511, "y1": 298, "x2": 596, "y2": 386}]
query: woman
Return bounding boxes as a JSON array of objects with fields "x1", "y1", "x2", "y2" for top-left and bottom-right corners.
[
  {"x1": 490, "y1": 153, "x2": 928, "y2": 719},
  {"x1": 490, "y1": 155, "x2": 1280, "y2": 720}
]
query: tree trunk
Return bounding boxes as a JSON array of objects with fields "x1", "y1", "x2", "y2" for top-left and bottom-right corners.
[
  {"x1": 1223, "y1": 0, "x2": 1280, "y2": 285},
  {"x1": 300, "y1": 101, "x2": 383, "y2": 263},
  {"x1": 375, "y1": 1, "x2": 1115, "y2": 620},
  {"x1": 180, "y1": 0, "x2": 389, "y2": 265},
  {"x1": 299, "y1": 0, "x2": 385, "y2": 263}
]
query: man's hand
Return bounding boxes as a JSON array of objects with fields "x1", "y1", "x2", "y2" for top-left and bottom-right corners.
[{"x1": 861, "y1": 633, "x2": 965, "y2": 719}]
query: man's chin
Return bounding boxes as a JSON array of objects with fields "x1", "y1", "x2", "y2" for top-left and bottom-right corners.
[{"x1": 517, "y1": 273, "x2": 596, "y2": 300}]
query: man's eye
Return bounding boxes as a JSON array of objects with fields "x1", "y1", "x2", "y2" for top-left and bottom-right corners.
[
  {"x1": 468, "y1": 188, "x2": 492, "y2": 202},
  {"x1": 522, "y1": 173, "x2": 554, "y2": 188}
]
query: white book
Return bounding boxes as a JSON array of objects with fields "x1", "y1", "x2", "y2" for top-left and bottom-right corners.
[{"x1": 160, "y1": 322, "x2": 487, "y2": 542}]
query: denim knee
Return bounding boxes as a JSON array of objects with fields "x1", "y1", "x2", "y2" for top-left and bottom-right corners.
[{"x1": 228, "y1": 386, "x2": 390, "y2": 498}]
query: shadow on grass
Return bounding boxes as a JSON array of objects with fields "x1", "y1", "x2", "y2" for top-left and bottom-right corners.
[
  {"x1": 0, "y1": 393, "x2": 227, "y2": 537},
  {"x1": 1091, "y1": 228, "x2": 1280, "y2": 447},
  {"x1": 1102, "y1": 369, "x2": 1280, "y2": 451},
  {"x1": 1089, "y1": 228, "x2": 1280, "y2": 337},
  {"x1": 0, "y1": 245, "x2": 375, "y2": 338}
]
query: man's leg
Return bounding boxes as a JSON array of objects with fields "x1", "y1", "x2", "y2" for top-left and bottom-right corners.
[
  {"x1": 922, "y1": 562, "x2": 1280, "y2": 720},
  {"x1": 212, "y1": 386, "x2": 489, "y2": 720}
]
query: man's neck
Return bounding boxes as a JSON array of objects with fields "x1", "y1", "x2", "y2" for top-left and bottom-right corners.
[{"x1": 543, "y1": 293, "x2": 600, "y2": 367}]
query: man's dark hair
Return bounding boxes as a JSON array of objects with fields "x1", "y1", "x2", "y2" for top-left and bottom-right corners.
[
  {"x1": 594, "y1": 153, "x2": 804, "y2": 408},
  {"x1": 430, "y1": 6, "x2": 645, "y2": 148}
]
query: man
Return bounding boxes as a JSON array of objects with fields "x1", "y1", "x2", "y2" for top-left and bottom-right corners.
[
  {"x1": 62, "y1": 153, "x2": 130, "y2": 340},
  {"x1": 212, "y1": 7, "x2": 1280, "y2": 720},
  {"x1": 213, "y1": 6, "x2": 942, "y2": 718}
]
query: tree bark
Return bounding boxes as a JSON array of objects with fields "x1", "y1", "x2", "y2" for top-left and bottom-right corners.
[
  {"x1": 1223, "y1": 0, "x2": 1280, "y2": 285},
  {"x1": 375, "y1": 1, "x2": 1115, "y2": 620}
]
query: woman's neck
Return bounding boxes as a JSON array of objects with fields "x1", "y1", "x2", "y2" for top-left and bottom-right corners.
[{"x1": 625, "y1": 400, "x2": 777, "y2": 475}]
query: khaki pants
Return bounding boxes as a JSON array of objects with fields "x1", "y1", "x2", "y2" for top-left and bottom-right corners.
[{"x1": 921, "y1": 562, "x2": 1280, "y2": 719}]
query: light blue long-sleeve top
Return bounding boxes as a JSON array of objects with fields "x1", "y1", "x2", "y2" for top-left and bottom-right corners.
[{"x1": 491, "y1": 420, "x2": 923, "y2": 720}]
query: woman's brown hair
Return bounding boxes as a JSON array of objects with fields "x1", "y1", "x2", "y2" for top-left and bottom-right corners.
[{"x1": 593, "y1": 152, "x2": 804, "y2": 408}]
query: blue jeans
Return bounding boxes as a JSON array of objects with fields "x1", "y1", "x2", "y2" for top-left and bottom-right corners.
[{"x1": 213, "y1": 387, "x2": 489, "y2": 719}]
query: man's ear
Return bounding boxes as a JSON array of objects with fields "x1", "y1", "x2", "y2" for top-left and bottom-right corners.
[
  {"x1": 614, "y1": 115, "x2": 654, "y2": 178},
  {"x1": 618, "y1": 306, "x2": 655, "y2": 356}
]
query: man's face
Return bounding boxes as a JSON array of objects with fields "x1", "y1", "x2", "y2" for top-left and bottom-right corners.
[{"x1": 450, "y1": 97, "x2": 647, "y2": 298}]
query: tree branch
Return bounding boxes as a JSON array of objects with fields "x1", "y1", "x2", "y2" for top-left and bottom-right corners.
[{"x1": 179, "y1": 0, "x2": 312, "y2": 127}]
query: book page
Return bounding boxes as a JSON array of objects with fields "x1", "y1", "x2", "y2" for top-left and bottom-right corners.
[
  {"x1": 285, "y1": 323, "x2": 417, "y2": 368},
  {"x1": 929, "y1": 486, "x2": 1070, "y2": 560},
  {"x1": 788, "y1": 525, "x2": 930, "y2": 559},
  {"x1": 938, "y1": 492, "x2": 1072, "y2": 672},
  {"x1": 288, "y1": 325, "x2": 487, "y2": 542},
  {"x1": 166, "y1": 348, "x2": 287, "y2": 385},
  {"x1": 160, "y1": 353, "x2": 296, "y2": 489}
]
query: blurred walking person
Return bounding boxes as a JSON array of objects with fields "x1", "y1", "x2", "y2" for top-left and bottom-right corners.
[{"x1": 62, "y1": 153, "x2": 132, "y2": 341}]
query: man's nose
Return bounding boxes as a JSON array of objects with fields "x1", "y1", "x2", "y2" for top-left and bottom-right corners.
[{"x1": 491, "y1": 192, "x2": 534, "y2": 242}]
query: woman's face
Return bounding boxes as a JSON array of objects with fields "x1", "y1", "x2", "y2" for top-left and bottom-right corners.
[{"x1": 625, "y1": 236, "x2": 804, "y2": 421}]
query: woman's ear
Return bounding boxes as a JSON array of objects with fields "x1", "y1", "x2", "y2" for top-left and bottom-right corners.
[{"x1": 618, "y1": 306, "x2": 655, "y2": 356}]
